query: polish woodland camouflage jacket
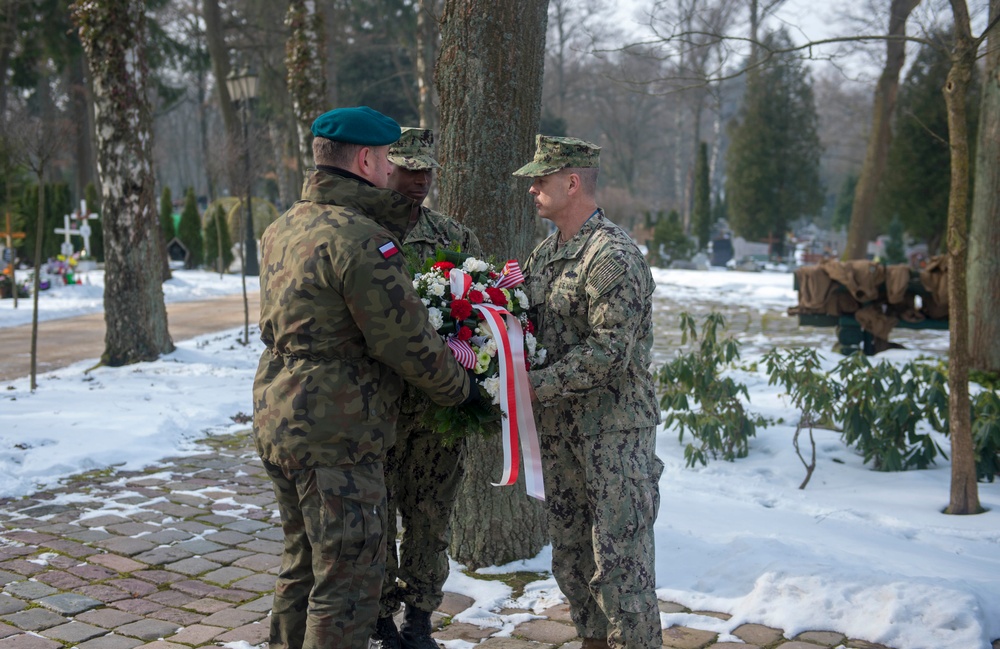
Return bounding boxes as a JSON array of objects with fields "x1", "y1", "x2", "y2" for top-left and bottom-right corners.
[
  {"x1": 253, "y1": 169, "x2": 471, "y2": 469},
  {"x1": 524, "y1": 210, "x2": 660, "y2": 434},
  {"x1": 399, "y1": 206, "x2": 483, "y2": 417}
]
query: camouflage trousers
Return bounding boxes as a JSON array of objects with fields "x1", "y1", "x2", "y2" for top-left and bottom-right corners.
[
  {"x1": 539, "y1": 426, "x2": 664, "y2": 649},
  {"x1": 379, "y1": 415, "x2": 465, "y2": 617},
  {"x1": 263, "y1": 459, "x2": 388, "y2": 649}
]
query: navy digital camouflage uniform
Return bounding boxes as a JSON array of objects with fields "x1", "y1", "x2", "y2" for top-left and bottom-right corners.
[
  {"x1": 521, "y1": 139, "x2": 663, "y2": 648},
  {"x1": 253, "y1": 167, "x2": 472, "y2": 649},
  {"x1": 380, "y1": 205, "x2": 483, "y2": 619}
]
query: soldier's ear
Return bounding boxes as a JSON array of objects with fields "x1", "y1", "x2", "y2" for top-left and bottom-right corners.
[{"x1": 566, "y1": 172, "x2": 581, "y2": 195}]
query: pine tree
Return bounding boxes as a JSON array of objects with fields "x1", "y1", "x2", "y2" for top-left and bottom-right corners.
[
  {"x1": 884, "y1": 216, "x2": 906, "y2": 264},
  {"x1": 22, "y1": 183, "x2": 72, "y2": 262},
  {"x1": 176, "y1": 187, "x2": 203, "y2": 268},
  {"x1": 876, "y1": 32, "x2": 981, "y2": 255},
  {"x1": 159, "y1": 187, "x2": 174, "y2": 244},
  {"x1": 203, "y1": 204, "x2": 233, "y2": 273},
  {"x1": 692, "y1": 141, "x2": 711, "y2": 249},
  {"x1": 726, "y1": 29, "x2": 823, "y2": 255}
]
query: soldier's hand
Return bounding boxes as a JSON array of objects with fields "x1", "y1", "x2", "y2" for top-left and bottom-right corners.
[{"x1": 461, "y1": 369, "x2": 483, "y2": 406}]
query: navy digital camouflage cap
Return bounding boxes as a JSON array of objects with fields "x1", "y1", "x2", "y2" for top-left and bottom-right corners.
[
  {"x1": 387, "y1": 127, "x2": 441, "y2": 170},
  {"x1": 512, "y1": 135, "x2": 601, "y2": 177},
  {"x1": 311, "y1": 106, "x2": 401, "y2": 146}
]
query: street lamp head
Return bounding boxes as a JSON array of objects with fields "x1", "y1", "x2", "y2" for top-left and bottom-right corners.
[{"x1": 226, "y1": 67, "x2": 258, "y2": 103}]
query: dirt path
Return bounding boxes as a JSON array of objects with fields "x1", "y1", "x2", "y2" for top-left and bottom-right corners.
[{"x1": 0, "y1": 292, "x2": 260, "y2": 382}]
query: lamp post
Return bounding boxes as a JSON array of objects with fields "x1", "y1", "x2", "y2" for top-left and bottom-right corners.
[{"x1": 226, "y1": 67, "x2": 259, "y2": 276}]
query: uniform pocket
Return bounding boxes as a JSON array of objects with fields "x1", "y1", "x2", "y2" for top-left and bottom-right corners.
[{"x1": 314, "y1": 465, "x2": 387, "y2": 566}]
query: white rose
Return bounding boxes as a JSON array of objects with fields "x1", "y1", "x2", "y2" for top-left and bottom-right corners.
[
  {"x1": 483, "y1": 376, "x2": 501, "y2": 405},
  {"x1": 427, "y1": 307, "x2": 443, "y2": 331},
  {"x1": 515, "y1": 289, "x2": 529, "y2": 310},
  {"x1": 429, "y1": 282, "x2": 446, "y2": 298}
]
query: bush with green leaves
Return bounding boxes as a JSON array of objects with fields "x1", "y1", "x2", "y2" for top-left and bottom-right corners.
[
  {"x1": 176, "y1": 187, "x2": 203, "y2": 268},
  {"x1": 972, "y1": 391, "x2": 1000, "y2": 482},
  {"x1": 657, "y1": 312, "x2": 769, "y2": 467},
  {"x1": 834, "y1": 353, "x2": 947, "y2": 472},
  {"x1": 763, "y1": 347, "x2": 843, "y2": 489}
]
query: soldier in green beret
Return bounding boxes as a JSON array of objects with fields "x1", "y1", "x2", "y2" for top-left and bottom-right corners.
[
  {"x1": 253, "y1": 107, "x2": 476, "y2": 649},
  {"x1": 371, "y1": 127, "x2": 484, "y2": 649},
  {"x1": 514, "y1": 135, "x2": 664, "y2": 649}
]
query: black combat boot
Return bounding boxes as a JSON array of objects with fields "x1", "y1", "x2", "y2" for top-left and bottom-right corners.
[
  {"x1": 370, "y1": 615, "x2": 402, "y2": 649},
  {"x1": 398, "y1": 605, "x2": 439, "y2": 649}
]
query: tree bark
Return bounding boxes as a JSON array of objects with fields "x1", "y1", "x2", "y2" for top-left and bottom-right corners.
[
  {"x1": 203, "y1": 0, "x2": 238, "y2": 139},
  {"x1": 943, "y1": 0, "x2": 980, "y2": 515},
  {"x1": 844, "y1": 0, "x2": 920, "y2": 259},
  {"x1": 73, "y1": 0, "x2": 174, "y2": 367},
  {"x1": 437, "y1": 0, "x2": 550, "y2": 568},
  {"x1": 285, "y1": 0, "x2": 327, "y2": 172},
  {"x1": 968, "y1": 0, "x2": 1000, "y2": 373},
  {"x1": 416, "y1": 0, "x2": 439, "y2": 131}
]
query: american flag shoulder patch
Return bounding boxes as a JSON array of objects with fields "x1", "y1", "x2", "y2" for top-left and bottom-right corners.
[{"x1": 379, "y1": 241, "x2": 400, "y2": 259}]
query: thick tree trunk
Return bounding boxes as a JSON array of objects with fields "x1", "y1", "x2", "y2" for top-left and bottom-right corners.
[
  {"x1": 285, "y1": 0, "x2": 326, "y2": 172},
  {"x1": 968, "y1": 0, "x2": 1000, "y2": 374},
  {"x1": 203, "y1": 0, "x2": 238, "y2": 139},
  {"x1": 437, "y1": 0, "x2": 549, "y2": 567},
  {"x1": 74, "y1": 0, "x2": 174, "y2": 366},
  {"x1": 417, "y1": 0, "x2": 438, "y2": 132},
  {"x1": 943, "y1": 0, "x2": 980, "y2": 515},
  {"x1": 844, "y1": 0, "x2": 920, "y2": 259}
]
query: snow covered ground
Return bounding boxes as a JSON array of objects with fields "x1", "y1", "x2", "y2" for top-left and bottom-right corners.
[{"x1": 1, "y1": 267, "x2": 997, "y2": 649}]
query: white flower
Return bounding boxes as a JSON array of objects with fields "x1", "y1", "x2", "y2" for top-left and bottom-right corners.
[
  {"x1": 462, "y1": 257, "x2": 489, "y2": 273},
  {"x1": 525, "y1": 332, "x2": 537, "y2": 358},
  {"x1": 484, "y1": 339, "x2": 498, "y2": 357},
  {"x1": 421, "y1": 298, "x2": 430, "y2": 307},
  {"x1": 427, "y1": 307, "x2": 443, "y2": 331},
  {"x1": 472, "y1": 282, "x2": 488, "y2": 293},
  {"x1": 483, "y1": 376, "x2": 501, "y2": 405},
  {"x1": 428, "y1": 282, "x2": 446, "y2": 298},
  {"x1": 514, "y1": 288, "x2": 529, "y2": 310}
]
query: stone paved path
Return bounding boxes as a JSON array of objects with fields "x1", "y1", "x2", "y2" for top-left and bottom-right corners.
[{"x1": 0, "y1": 431, "x2": 989, "y2": 649}]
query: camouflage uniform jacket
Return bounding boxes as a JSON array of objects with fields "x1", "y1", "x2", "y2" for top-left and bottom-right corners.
[
  {"x1": 253, "y1": 169, "x2": 471, "y2": 470},
  {"x1": 524, "y1": 210, "x2": 660, "y2": 433},
  {"x1": 398, "y1": 206, "x2": 483, "y2": 416}
]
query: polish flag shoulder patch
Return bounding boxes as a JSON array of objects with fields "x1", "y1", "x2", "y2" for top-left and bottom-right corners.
[{"x1": 379, "y1": 241, "x2": 400, "y2": 259}]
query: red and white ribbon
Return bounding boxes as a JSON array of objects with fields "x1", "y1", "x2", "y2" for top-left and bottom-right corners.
[
  {"x1": 448, "y1": 267, "x2": 544, "y2": 500},
  {"x1": 473, "y1": 303, "x2": 544, "y2": 501}
]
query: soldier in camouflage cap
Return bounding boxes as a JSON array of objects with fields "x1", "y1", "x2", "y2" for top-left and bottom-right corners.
[
  {"x1": 515, "y1": 134, "x2": 664, "y2": 649},
  {"x1": 253, "y1": 107, "x2": 476, "y2": 649},
  {"x1": 372, "y1": 127, "x2": 483, "y2": 649}
]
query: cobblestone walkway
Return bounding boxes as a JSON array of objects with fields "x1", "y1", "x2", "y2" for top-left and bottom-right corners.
[{"x1": 0, "y1": 431, "x2": 984, "y2": 649}]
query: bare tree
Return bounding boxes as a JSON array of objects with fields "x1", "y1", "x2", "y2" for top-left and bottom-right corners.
[
  {"x1": 941, "y1": 0, "x2": 998, "y2": 516},
  {"x1": 285, "y1": 0, "x2": 326, "y2": 173},
  {"x1": 968, "y1": 0, "x2": 1000, "y2": 374},
  {"x1": 3, "y1": 110, "x2": 72, "y2": 391},
  {"x1": 437, "y1": 0, "x2": 550, "y2": 568},
  {"x1": 416, "y1": 0, "x2": 441, "y2": 130},
  {"x1": 844, "y1": 0, "x2": 921, "y2": 260},
  {"x1": 73, "y1": 0, "x2": 174, "y2": 367}
]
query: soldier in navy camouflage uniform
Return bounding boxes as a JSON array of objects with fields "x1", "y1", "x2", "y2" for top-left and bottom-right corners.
[
  {"x1": 253, "y1": 107, "x2": 475, "y2": 649},
  {"x1": 372, "y1": 128, "x2": 484, "y2": 649},
  {"x1": 513, "y1": 135, "x2": 664, "y2": 649}
]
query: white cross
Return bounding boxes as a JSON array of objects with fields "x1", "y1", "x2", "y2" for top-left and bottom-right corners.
[
  {"x1": 71, "y1": 200, "x2": 99, "y2": 257},
  {"x1": 54, "y1": 214, "x2": 76, "y2": 257}
]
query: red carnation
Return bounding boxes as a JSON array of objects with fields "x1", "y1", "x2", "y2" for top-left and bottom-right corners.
[
  {"x1": 467, "y1": 289, "x2": 485, "y2": 304},
  {"x1": 485, "y1": 287, "x2": 507, "y2": 307},
  {"x1": 524, "y1": 319, "x2": 535, "y2": 334},
  {"x1": 457, "y1": 326, "x2": 474, "y2": 341},
  {"x1": 433, "y1": 261, "x2": 455, "y2": 278},
  {"x1": 450, "y1": 299, "x2": 473, "y2": 321}
]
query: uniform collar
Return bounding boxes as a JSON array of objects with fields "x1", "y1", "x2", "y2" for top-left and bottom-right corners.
[
  {"x1": 551, "y1": 208, "x2": 605, "y2": 259},
  {"x1": 301, "y1": 168, "x2": 418, "y2": 241}
]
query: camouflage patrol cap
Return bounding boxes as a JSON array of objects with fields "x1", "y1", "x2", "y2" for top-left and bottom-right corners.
[
  {"x1": 512, "y1": 135, "x2": 601, "y2": 177},
  {"x1": 387, "y1": 127, "x2": 441, "y2": 170}
]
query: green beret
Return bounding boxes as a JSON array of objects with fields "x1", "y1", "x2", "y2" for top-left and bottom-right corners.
[
  {"x1": 512, "y1": 134, "x2": 600, "y2": 177},
  {"x1": 311, "y1": 106, "x2": 401, "y2": 146}
]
